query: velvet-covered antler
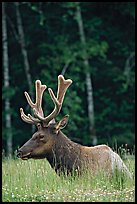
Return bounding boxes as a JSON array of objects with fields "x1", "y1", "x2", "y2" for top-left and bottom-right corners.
[{"x1": 20, "y1": 75, "x2": 72, "y2": 126}]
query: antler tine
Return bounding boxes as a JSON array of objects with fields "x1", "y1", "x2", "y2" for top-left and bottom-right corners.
[
  {"x1": 57, "y1": 75, "x2": 72, "y2": 103},
  {"x1": 35, "y1": 80, "x2": 47, "y2": 116},
  {"x1": 28, "y1": 113, "x2": 41, "y2": 123},
  {"x1": 24, "y1": 80, "x2": 47, "y2": 116},
  {"x1": 20, "y1": 108, "x2": 37, "y2": 124},
  {"x1": 20, "y1": 80, "x2": 47, "y2": 124},
  {"x1": 34, "y1": 75, "x2": 72, "y2": 125}
]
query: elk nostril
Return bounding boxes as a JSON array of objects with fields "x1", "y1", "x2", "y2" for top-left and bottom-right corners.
[{"x1": 17, "y1": 150, "x2": 22, "y2": 158}]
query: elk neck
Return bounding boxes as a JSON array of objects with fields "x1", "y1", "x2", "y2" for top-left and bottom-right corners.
[{"x1": 45, "y1": 130, "x2": 82, "y2": 174}]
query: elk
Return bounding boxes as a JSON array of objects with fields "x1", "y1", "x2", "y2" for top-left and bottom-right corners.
[{"x1": 17, "y1": 75, "x2": 132, "y2": 179}]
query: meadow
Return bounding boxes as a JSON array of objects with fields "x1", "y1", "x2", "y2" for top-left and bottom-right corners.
[{"x1": 2, "y1": 154, "x2": 135, "y2": 202}]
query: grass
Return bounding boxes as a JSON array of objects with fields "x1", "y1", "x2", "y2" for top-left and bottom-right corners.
[{"x1": 2, "y1": 155, "x2": 135, "y2": 202}]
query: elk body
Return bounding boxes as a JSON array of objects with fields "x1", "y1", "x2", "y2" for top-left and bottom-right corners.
[{"x1": 17, "y1": 75, "x2": 132, "y2": 179}]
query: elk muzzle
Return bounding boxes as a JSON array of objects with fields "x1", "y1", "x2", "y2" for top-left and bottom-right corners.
[
  {"x1": 17, "y1": 147, "x2": 32, "y2": 160},
  {"x1": 17, "y1": 146, "x2": 31, "y2": 160}
]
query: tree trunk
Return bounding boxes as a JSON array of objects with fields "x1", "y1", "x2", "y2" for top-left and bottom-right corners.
[
  {"x1": 15, "y1": 2, "x2": 32, "y2": 93},
  {"x1": 2, "y1": 2, "x2": 13, "y2": 156},
  {"x1": 123, "y1": 52, "x2": 135, "y2": 88},
  {"x1": 75, "y1": 3, "x2": 97, "y2": 145},
  {"x1": 15, "y1": 2, "x2": 35, "y2": 132}
]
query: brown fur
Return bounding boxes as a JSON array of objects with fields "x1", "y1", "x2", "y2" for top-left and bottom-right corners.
[
  {"x1": 17, "y1": 120, "x2": 132, "y2": 179},
  {"x1": 18, "y1": 123, "x2": 113, "y2": 176},
  {"x1": 18, "y1": 76, "x2": 132, "y2": 179}
]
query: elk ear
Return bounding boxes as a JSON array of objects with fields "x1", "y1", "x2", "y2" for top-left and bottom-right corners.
[{"x1": 55, "y1": 115, "x2": 69, "y2": 130}]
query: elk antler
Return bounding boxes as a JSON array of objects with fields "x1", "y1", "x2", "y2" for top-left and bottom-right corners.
[
  {"x1": 33, "y1": 75, "x2": 72, "y2": 126},
  {"x1": 20, "y1": 80, "x2": 47, "y2": 124},
  {"x1": 20, "y1": 75, "x2": 72, "y2": 126}
]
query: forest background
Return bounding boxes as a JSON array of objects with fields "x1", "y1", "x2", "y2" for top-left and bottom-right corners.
[{"x1": 2, "y1": 2, "x2": 135, "y2": 156}]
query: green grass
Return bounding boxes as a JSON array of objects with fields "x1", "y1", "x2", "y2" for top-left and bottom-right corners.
[{"x1": 2, "y1": 156, "x2": 135, "y2": 202}]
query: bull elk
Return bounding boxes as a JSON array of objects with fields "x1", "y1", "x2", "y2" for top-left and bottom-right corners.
[{"x1": 17, "y1": 75, "x2": 132, "y2": 179}]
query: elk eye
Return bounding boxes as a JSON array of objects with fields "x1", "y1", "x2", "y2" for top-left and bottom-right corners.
[
  {"x1": 37, "y1": 123, "x2": 41, "y2": 130},
  {"x1": 40, "y1": 134, "x2": 44, "y2": 139}
]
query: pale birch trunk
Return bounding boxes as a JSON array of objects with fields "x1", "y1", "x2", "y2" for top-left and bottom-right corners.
[
  {"x1": 75, "y1": 3, "x2": 97, "y2": 145},
  {"x1": 2, "y1": 2, "x2": 13, "y2": 156}
]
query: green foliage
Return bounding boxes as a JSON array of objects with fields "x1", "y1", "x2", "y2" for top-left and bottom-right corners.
[
  {"x1": 2, "y1": 87, "x2": 16, "y2": 100},
  {"x1": 2, "y1": 2, "x2": 135, "y2": 153},
  {"x1": 87, "y1": 40, "x2": 109, "y2": 58}
]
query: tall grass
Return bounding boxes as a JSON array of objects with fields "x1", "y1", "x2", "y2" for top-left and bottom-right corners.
[{"x1": 2, "y1": 155, "x2": 135, "y2": 202}]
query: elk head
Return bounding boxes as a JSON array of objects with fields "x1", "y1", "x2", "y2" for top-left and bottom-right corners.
[{"x1": 17, "y1": 75, "x2": 72, "y2": 160}]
